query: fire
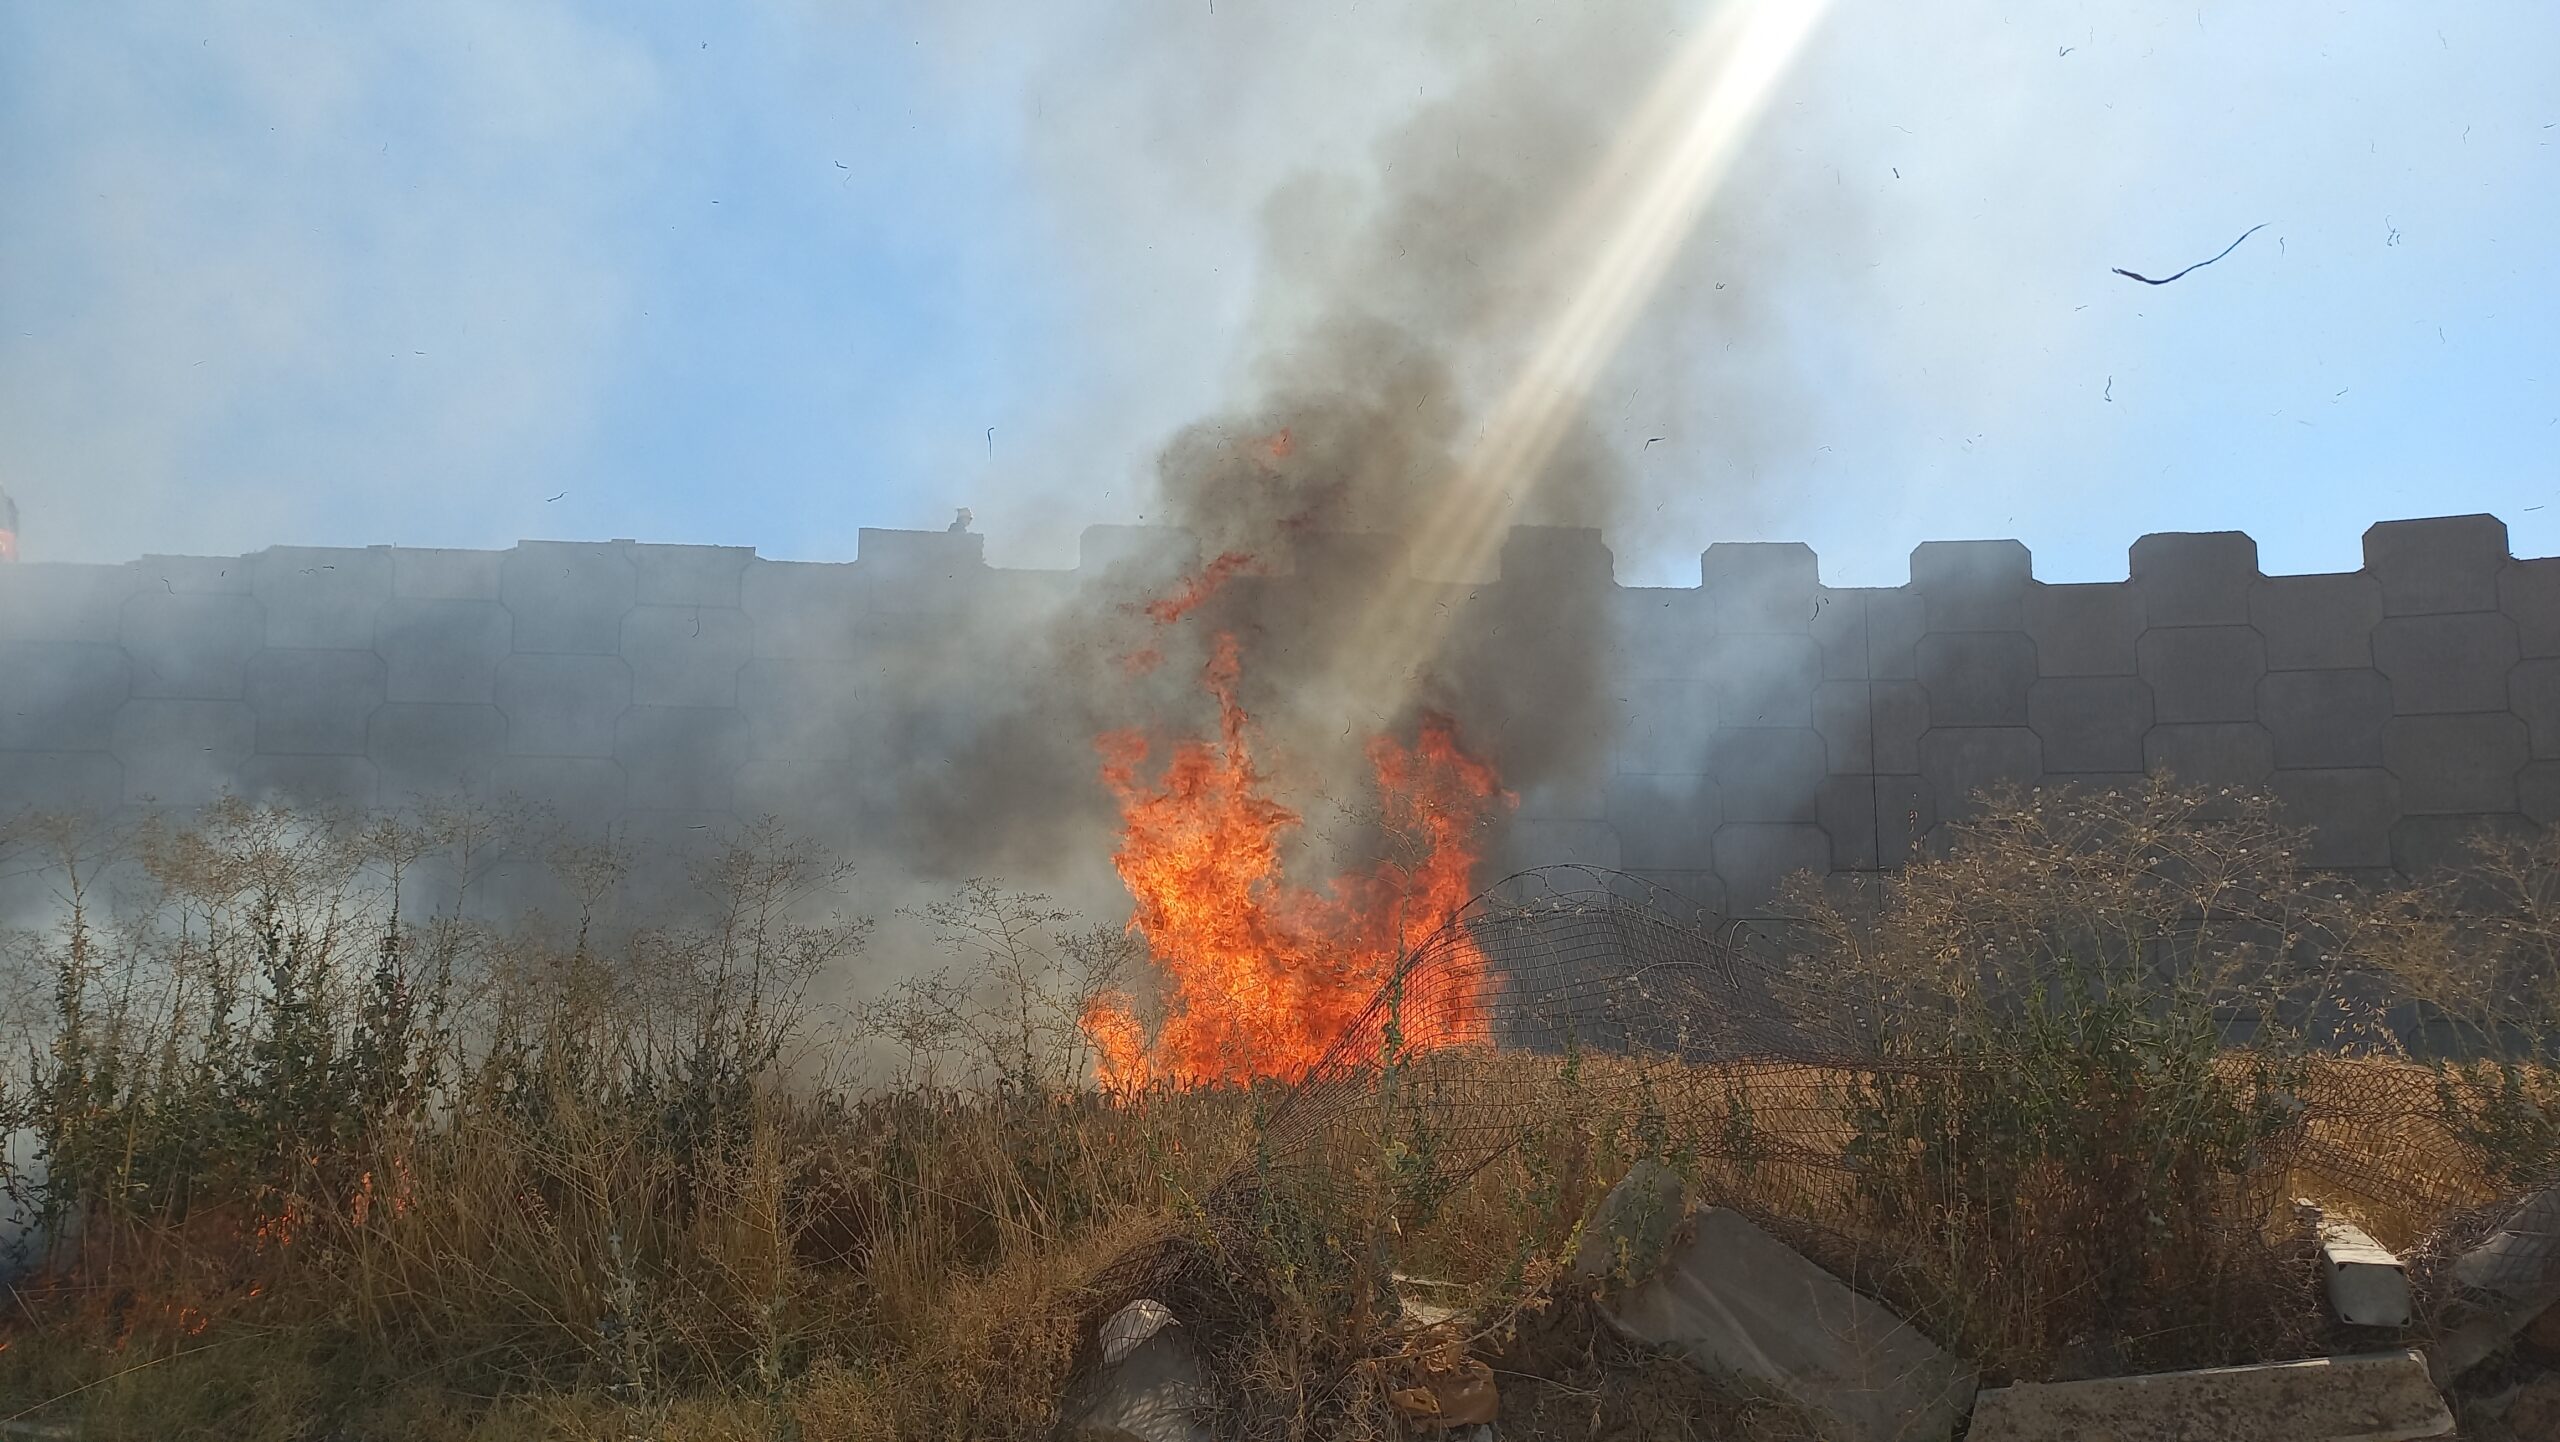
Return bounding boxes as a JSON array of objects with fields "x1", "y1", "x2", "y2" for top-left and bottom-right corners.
[{"x1": 1086, "y1": 628, "x2": 1510, "y2": 1086}]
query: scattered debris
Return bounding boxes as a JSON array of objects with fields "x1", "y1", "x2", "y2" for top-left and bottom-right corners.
[
  {"x1": 1061, "y1": 1299, "x2": 1216, "y2": 1442},
  {"x1": 1600, "y1": 1207, "x2": 1975, "y2": 1442},
  {"x1": 2113, "y1": 223, "x2": 2268, "y2": 285},
  {"x1": 1383, "y1": 1333, "x2": 1499, "y2": 1430},
  {"x1": 1966, "y1": 1349, "x2": 2454, "y2": 1442}
]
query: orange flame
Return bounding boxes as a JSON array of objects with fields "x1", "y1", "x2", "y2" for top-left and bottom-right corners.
[{"x1": 1087, "y1": 632, "x2": 1509, "y2": 1086}]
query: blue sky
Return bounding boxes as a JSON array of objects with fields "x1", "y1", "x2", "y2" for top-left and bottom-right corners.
[{"x1": 2, "y1": 0, "x2": 2555, "y2": 587}]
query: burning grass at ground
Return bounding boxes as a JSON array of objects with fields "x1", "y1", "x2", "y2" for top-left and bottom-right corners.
[{"x1": 0, "y1": 786, "x2": 2554, "y2": 1438}]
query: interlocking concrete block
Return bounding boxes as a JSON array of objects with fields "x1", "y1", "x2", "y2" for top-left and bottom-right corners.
[
  {"x1": 2392, "y1": 813, "x2": 2540, "y2": 878},
  {"x1": 1917, "y1": 631, "x2": 2037, "y2": 727},
  {"x1": 495, "y1": 654, "x2": 632, "y2": 757},
  {"x1": 1713, "y1": 824, "x2": 1833, "y2": 913},
  {"x1": 2509, "y1": 658, "x2": 2560, "y2": 757},
  {"x1": 1500, "y1": 525, "x2": 1614, "y2": 586},
  {"x1": 1815, "y1": 679, "x2": 1890, "y2": 772},
  {"x1": 1819, "y1": 774, "x2": 1931, "y2": 870},
  {"x1": 2373, "y1": 612, "x2": 2521, "y2": 714},
  {"x1": 367, "y1": 703, "x2": 505, "y2": 800},
  {"x1": 378, "y1": 599, "x2": 512, "y2": 703},
  {"x1": 2364, "y1": 514, "x2": 2510, "y2": 616},
  {"x1": 1506, "y1": 819, "x2": 1623, "y2": 870},
  {"x1": 1603, "y1": 1207, "x2": 1975, "y2": 1442},
  {"x1": 2024, "y1": 582, "x2": 2141, "y2": 676},
  {"x1": 1701, "y1": 542, "x2": 1818, "y2": 632},
  {"x1": 2522, "y1": 760, "x2": 2560, "y2": 826},
  {"x1": 0, "y1": 752, "x2": 124, "y2": 816},
  {"x1": 136, "y1": 554, "x2": 250, "y2": 593},
  {"x1": 740, "y1": 560, "x2": 871, "y2": 659},
  {"x1": 1620, "y1": 678, "x2": 1716, "y2": 774},
  {"x1": 1616, "y1": 588, "x2": 1713, "y2": 681},
  {"x1": 1809, "y1": 589, "x2": 1874, "y2": 679},
  {"x1": 2254, "y1": 572, "x2": 2384, "y2": 670},
  {"x1": 630, "y1": 544, "x2": 754, "y2": 608},
  {"x1": 121, "y1": 592, "x2": 264, "y2": 699},
  {"x1": 2385, "y1": 713, "x2": 2527, "y2": 814},
  {"x1": 246, "y1": 649, "x2": 385, "y2": 755},
  {"x1": 2272, "y1": 769, "x2": 2401, "y2": 868},
  {"x1": 1704, "y1": 728, "x2": 1825, "y2": 823},
  {"x1": 857, "y1": 528, "x2": 987, "y2": 607},
  {"x1": 114, "y1": 699, "x2": 255, "y2": 808},
  {"x1": 737, "y1": 660, "x2": 884, "y2": 761},
  {"x1": 1608, "y1": 774, "x2": 1722, "y2": 869},
  {"x1": 1291, "y1": 530, "x2": 1400, "y2": 594},
  {"x1": 0, "y1": 642, "x2": 129, "y2": 750},
  {"x1": 1920, "y1": 727, "x2": 2042, "y2": 817},
  {"x1": 0, "y1": 563, "x2": 137, "y2": 642},
  {"x1": 1625, "y1": 869, "x2": 1728, "y2": 915},
  {"x1": 1704, "y1": 633, "x2": 1823, "y2": 725},
  {"x1": 615, "y1": 706, "x2": 746, "y2": 812},
  {"x1": 1910, "y1": 539, "x2": 2032, "y2": 631},
  {"x1": 621, "y1": 605, "x2": 752, "y2": 708},
  {"x1": 390, "y1": 546, "x2": 502, "y2": 600},
  {"x1": 2130, "y1": 530, "x2": 2262, "y2": 627},
  {"x1": 236, "y1": 755, "x2": 379, "y2": 811},
  {"x1": 2145, "y1": 722, "x2": 2275, "y2": 790},
  {"x1": 501, "y1": 541, "x2": 637, "y2": 654},
  {"x1": 1077, "y1": 524, "x2": 1202, "y2": 585},
  {"x1": 2138, "y1": 625, "x2": 2266, "y2": 723},
  {"x1": 2028, "y1": 676, "x2": 2154, "y2": 773},
  {"x1": 2261, "y1": 669, "x2": 2394, "y2": 769},
  {"x1": 2500, "y1": 557, "x2": 2560, "y2": 657},
  {"x1": 253, "y1": 546, "x2": 391, "y2": 650},
  {"x1": 486, "y1": 755, "x2": 628, "y2": 825},
  {"x1": 1866, "y1": 588, "x2": 1925, "y2": 678},
  {"x1": 1964, "y1": 1349, "x2": 2451, "y2": 1442},
  {"x1": 732, "y1": 756, "x2": 868, "y2": 832}
]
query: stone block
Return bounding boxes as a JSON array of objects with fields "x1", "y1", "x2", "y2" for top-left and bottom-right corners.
[
  {"x1": 2523, "y1": 761, "x2": 2560, "y2": 826},
  {"x1": 2500, "y1": 557, "x2": 2560, "y2": 657},
  {"x1": 2138, "y1": 625, "x2": 2266, "y2": 723},
  {"x1": 1500, "y1": 525, "x2": 1613, "y2": 586},
  {"x1": 1619, "y1": 678, "x2": 1716, "y2": 774},
  {"x1": 1917, "y1": 631, "x2": 2037, "y2": 726},
  {"x1": 1700, "y1": 542, "x2": 1818, "y2": 631},
  {"x1": 2373, "y1": 612, "x2": 2521, "y2": 714},
  {"x1": 2312, "y1": 1211, "x2": 2412, "y2": 1328},
  {"x1": 621, "y1": 605, "x2": 752, "y2": 708},
  {"x1": 2392, "y1": 814, "x2": 2540, "y2": 878},
  {"x1": 1703, "y1": 633, "x2": 1823, "y2": 725},
  {"x1": 253, "y1": 546, "x2": 391, "y2": 650},
  {"x1": 2024, "y1": 582, "x2": 2141, "y2": 676},
  {"x1": 2145, "y1": 722, "x2": 2274, "y2": 790},
  {"x1": 2261, "y1": 669, "x2": 2394, "y2": 769},
  {"x1": 1909, "y1": 539, "x2": 2032, "y2": 631},
  {"x1": 1919, "y1": 727, "x2": 2042, "y2": 817},
  {"x1": 1820, "y1": 774, "x2": 1931, "y2": 870},
  {"x1": 0, "y1": 563, "x2": 137, "y2": 642},
  {"x1": 0, "y1": 752, "x2": 124, "y2": 816},
  {"x1": 1713, "y1": 824, "x2": 1832, "y2": 913},
  {"x1": 367, "y1": 703, "x2": 505, "y2": 800},
  {"x1": 121, "y1": 591, "x2": 263, "y2": 699},
  {"x1": 2385, "y1": 713, "x2": 2527, "y2": 813},
  {"x1": 245, "y1": 649, "x2": 385, "y2": 755},
  {"x1": 2510, "y1": 658, "x2": 2560, "y2": 757},
  {"x1": 487, "y1": 755, "x2": 628, "y2": 825},
  {"x1": 1570, "y1": 1160, "x2": 1687, "y2": 1287},
  {"x1": 2130, "y1": 530, "x2": 2262, "y2": 626},
  {"x1": 391, "y1": 547, "x2": 501, "y2": 600},
  {"x1": 740, "y1": 561, "x2": 871, "y2": 659},
  {"x1": 0, "y1": 642, "x2": 129, "y2": 750},
  {"x1": 2272, "y1": 769, "x2": 2401, "y2": 869},
  {"x1": 495, "y1": 654, "x2": 631, "y2": 757},
  {"x1": 615, "y1": 706, "x2": 746, "y2": 812},
  {"x1": 236, "y1": 755, "x2": 379, "y2": 811},
  {"x1": 501, "y1": 541, "x2": 637, "y2": 654},
  {"x1": 1606, "y1": 774, "x2": 1721, "y2": 869},
  {"x1": 2364, "y1": 513, "x2": 2509, "y2": 616},
  {"x1": 1704, "y1": 728, "x2": 1825, "y2": 823},
  {"x1": 2254, "y1": 572, "x2": 2384, "y2": 670},
  {"x1": 378, "y1": 599, "x2": 512, "y2": 703},
  {"x1": 2028, "y1": 676, "x2": 2154, "y2": 773},
  {"x1": 1603, "y1": 1207, "x2": 1974, "y2": 1442},
  {"x1": 113, "y1": 699, "x2": 255, "y2": 808},
  {"x1": 630, "y1": 544, "x2": 754, "y2": 608},
  {"x1": 1964, "y1": 1349, "x2": 2451, "y2": 1442}
]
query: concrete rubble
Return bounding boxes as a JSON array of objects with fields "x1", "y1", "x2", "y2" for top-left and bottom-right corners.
[
  {"x1": 1598, "y1": 1203, "x2": 1976, "y2": 1442},
  {"x1": 1060, "y1": 1299, "x2": 1217, "y2": 1442},
  {"x1": 1966, "y1": 1349, "x2": 2454, "y2": 1441}
]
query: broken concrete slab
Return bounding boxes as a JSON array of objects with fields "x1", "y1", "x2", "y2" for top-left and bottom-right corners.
[
  {"x1": 1965, "y1": 1349, "x2": 2453, "y2": 1442},
  {"x1": 2437, "y1": 1185, "x2": 2560, "y2": 1381},
  {"x1": 1568, "y1": 1159, "x2": 1687, "y2": 1288},
  {"x1": 1062, "y1": 1299, "x2": 1216, "y2": 1442},
  {"x1": 1600, "y1": 1206, "x2": 1973, "y2": 1442},
  {"x1": 2307, "y1": 1206, "x2": 2411, "y2": 1328}
]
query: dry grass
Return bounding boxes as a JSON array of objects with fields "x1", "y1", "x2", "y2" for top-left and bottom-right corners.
[{"x1": 0, "y1": 783, "x2": 2550, "y2": 1438}]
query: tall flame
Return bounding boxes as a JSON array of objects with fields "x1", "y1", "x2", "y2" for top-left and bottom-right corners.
[{"x1": 1088, "y1": 631, "x2": 1509, "y2": 1087}]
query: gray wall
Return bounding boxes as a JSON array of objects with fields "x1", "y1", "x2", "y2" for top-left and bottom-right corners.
[{"x1": 2, "y1": 514, "x2": 2553, "y2": 916}]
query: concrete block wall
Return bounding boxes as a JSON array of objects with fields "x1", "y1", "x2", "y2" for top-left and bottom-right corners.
[{"x1": 1, "y1": 514, "x2": 2553, "y2": 915}]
